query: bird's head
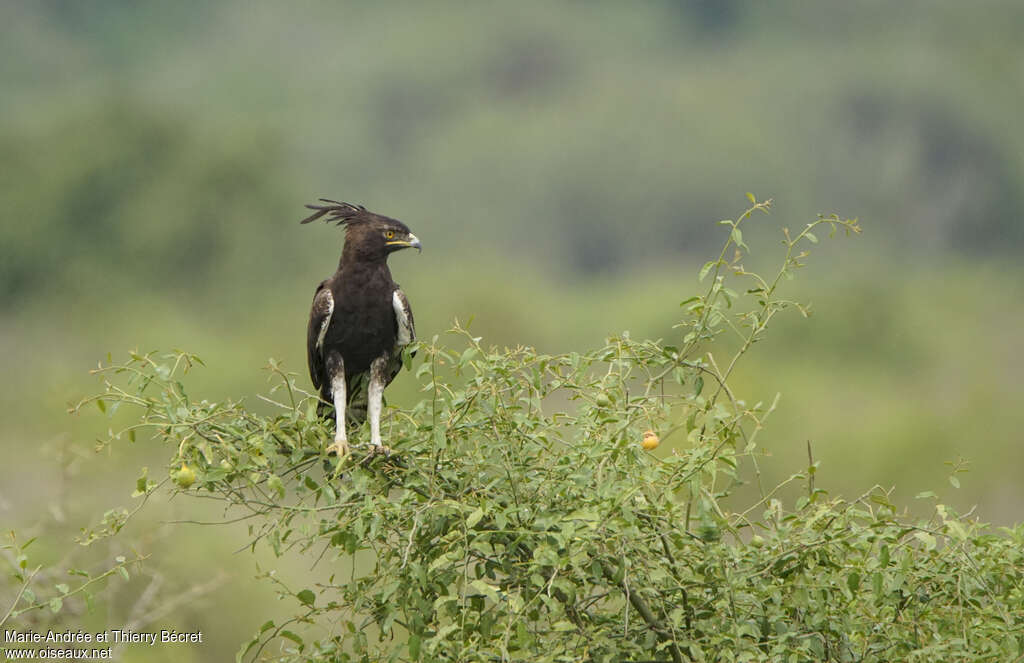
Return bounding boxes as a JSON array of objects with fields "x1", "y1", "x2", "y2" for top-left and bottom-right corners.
[{"x1": 301, "y1": 199, "x2": 421, "y2": 262}]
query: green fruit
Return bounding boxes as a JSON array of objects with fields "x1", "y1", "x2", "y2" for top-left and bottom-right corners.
[
  {"x1": 595, "y1": 393, "x2": 612, "y2": 408},
  {"x1": 174, "y1": 464, "x2": 196, "y2": 488}
]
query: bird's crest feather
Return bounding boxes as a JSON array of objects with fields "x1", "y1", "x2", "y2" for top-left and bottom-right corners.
[{"x1": 299, "y1": 199, "x2": 371, "y2": 226}]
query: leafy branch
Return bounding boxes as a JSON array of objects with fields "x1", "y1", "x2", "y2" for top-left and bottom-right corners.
[{"x1": 73, "y1": 197, "x2": 1023, "y2": 663}]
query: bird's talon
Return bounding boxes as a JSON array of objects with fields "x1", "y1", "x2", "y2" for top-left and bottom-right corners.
[
  {"x1": 372, "y1": 445, "x2": 392, "y2": 457},
  {"x1": 326, "y1": 440, "x2": 350, "y2": 457}
]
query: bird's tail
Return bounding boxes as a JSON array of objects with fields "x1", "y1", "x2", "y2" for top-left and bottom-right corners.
[{"x1": 346, "y1": 383, "x2": 368, "y2": 425}]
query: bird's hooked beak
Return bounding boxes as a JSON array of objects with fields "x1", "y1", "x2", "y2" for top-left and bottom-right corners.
[{"x1": 387, "y1": 233, "x2": 422, "y2": 253}]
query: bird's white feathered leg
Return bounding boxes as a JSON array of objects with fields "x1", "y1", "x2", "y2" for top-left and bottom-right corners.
[
  {"x1": 325, "y1": 354, "x2": 349, "y2": 456},
  {"x1": 368, "y1": 356, "x2": 390, "y2": 455}
]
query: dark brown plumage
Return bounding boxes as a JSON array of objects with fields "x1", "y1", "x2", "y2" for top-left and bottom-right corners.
[{"x1": 302, "y1": 199, "x2": 419, "y2": 456}]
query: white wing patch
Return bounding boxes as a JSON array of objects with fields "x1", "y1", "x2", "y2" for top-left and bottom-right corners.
[
  {"x1": 393, "y1": 290, "x2": 412, "y2": 346},
  {"x1": 316, "y1": 290, "x2": 334, "y2": 351}
]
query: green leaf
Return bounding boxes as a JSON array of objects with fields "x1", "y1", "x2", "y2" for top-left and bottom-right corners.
[
  {"x1": 408, "y1": 634, "x2": 421, "y2": 660},
  {"x1": 429, "y1": 550, "x2": 460, "y2": 572},
  {"x1": 914, "y1": 531, "x2": 937, "y2": 551},
  {"x1": 136, "y1": 468, "x2": 149, "y2": 495},
  {"x1": 564, "y1": 508, "x2": 600, "y2": 524},
  {"x1": 466, "y1": 506, "x2": 484, "y2": 529},
  {"x1": 869, "y1": 493, "x2": 894, "y2": 510},
  {"x1": 267, "y1": 474, "x2": 285, "y2": 498},
  {"x1": 805, "y1": 231, "x2": 818, "y2": 244},
  {"x1": 459, "y1": 347, "x2": 479, "y2": 367},
  {"x1": 946, "y1": 519, "x2": 968, "y2": 540},
  {"x1": 872, "y1": 572, "x2": 883, "y2": 595},
  {"x1": 237, "y1": 634, "x2": 261, "y2": 663},
  {"x1": 698, "y1": 261, "x2": 715, "y2": 282},
  {"x1": 470, "y1": 579, "x2": 501, "y2": 603},
  {"x1": 679, "y1": 296, "x2": 699, "y2": 307},
  {"x1": 746, "y1": 192, "x2": 756, "y2": 203},
  {"x1": 949, "y1": 475, "x2": 960, "y2": 489},
  {"x1": 322, "y1": 481, "x2": 336, "y2": 505},
  {"x1": 693, "y1": 376, "x2": 704, "y2": 396},
  {"x1": 279, "y1": 630, "x2": 303, "y2": 645},
  {"x1": 673, "y1": 366, "x2": 688, "y2": 385},
  {"x1": 431, "y1": 624, "x2": 459, "y2": 647},
  {"x1": 296, "y1": 589, "x2": 316, "y2": 606},
  {"x1": 96, "y1": 399, "x2": 106, "y2": 413},
  {"x1": 49, "y1": 597, "x2": 63, "y2": 613}
]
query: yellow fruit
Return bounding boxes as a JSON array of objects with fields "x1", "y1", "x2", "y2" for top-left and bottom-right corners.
[
  {"x1": 641, "y1": 430, "x2": 660, "y2": 450},
  {"x1": 174, "y1": 463, "x2": 196, "y2": 488}
]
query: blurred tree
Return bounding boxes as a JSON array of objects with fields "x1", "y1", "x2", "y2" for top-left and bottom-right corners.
[{"x1": 0, "y1": 103, "x2": 292, "y2": 308}]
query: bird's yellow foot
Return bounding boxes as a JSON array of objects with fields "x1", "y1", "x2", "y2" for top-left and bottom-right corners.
[{"x1": 326, "y1": 438, "x2": 350, "y2": 457}]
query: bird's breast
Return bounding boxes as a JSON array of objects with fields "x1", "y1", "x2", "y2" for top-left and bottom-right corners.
[{"x1": 324, "y1": 289, "x2": 397, "y2": 374}]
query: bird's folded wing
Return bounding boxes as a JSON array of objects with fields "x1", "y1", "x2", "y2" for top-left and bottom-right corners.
[
  {"x1": 306, "y1": 281, "x2": 334, "y2": 392},
  {"x1": 392, "y1": 287, "x2": 415, "y2": 346}
]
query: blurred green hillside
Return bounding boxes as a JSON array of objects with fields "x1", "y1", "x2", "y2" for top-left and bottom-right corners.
[{"x1": 3, "y1": 2, "x2": 1023, "y2": 660}]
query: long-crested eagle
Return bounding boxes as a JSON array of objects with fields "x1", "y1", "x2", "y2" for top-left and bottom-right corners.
[{"x1": 301, "y1": 200, "x2": 420, "y2": 456}]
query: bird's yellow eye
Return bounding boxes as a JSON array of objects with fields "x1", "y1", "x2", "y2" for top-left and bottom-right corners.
[{"x1": 384, "y1": 230, "x2": 395, "y2": 240}]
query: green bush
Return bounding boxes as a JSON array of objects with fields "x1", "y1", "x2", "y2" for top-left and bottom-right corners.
[{"x1": 60, "y1": 199, "x2": 1023, "y2": 661}]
